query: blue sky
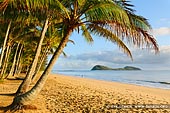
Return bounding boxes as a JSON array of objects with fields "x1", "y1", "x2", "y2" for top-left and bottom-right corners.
[{"x1": 53, "y1": 0, "x2": 170, "y2": 70}]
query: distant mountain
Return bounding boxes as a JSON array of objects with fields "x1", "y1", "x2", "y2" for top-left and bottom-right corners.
[{"x1": 91, "y1": 65, "x2": 141, "y2": 70}]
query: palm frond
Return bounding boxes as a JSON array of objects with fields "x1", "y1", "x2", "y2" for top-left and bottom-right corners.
[
  {"x1": 55, "y1": 0, "x2": 70, "y2": 19},
  {"x1": 128, "y1": 13, "x2": 151, "y2": 30},
  {"x1": 77, "y1": 0, "x2": 86, "y2": 7},
  {"x1": 0, "y1": 0, "x2": 8, "y2": 12},
  {"x1": 62, "y1": 51, "x2": 67, "y2": 58},
  {"x1": 87, "y1": 24, "x2": 133, "y2": 59},
  {"x1": 135, "y1": 28, "x2": 159, "y2": 53},
  {"x1": 114, "y1": 0, "x2": 135, "y2": 13},
  {"x1": 68, "y1": 39, "x2": 75, "y2": 45},
  {"x1": 89, "y1": 18, "x2": 159, "y2": 53},
  {"x1": 84, "y1": 1, "x2": 130, "y2": 26},
  {"x1": 81, "y1": 24, "x2": 94, "y2": 44}
]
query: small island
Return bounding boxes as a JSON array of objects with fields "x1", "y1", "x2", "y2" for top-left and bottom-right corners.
[{"x1": 91, "y1": 65, "x2": 141, "y2": 70}]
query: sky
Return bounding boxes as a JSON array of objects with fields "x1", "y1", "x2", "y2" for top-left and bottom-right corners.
[{"x1": 52, "y1": 0, "x2": 170, "y2": 70}]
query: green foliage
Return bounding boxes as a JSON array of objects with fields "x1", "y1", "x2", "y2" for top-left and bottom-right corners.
[
  {"x1": 0, "y1": 0, "x2": 159, "y2": 79},
  {"x1": 81, "y1": 24, "x2": 94, "y2": 43}
]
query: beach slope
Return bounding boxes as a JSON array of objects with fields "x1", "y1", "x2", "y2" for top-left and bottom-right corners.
[{"x1": 0, "y1": 74, "x2": 170, "y2": 112}]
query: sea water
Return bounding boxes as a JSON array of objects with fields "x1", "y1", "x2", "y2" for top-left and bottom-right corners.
[{"x1": 52, "y1": 70, "x2": 170, "y2": 89}]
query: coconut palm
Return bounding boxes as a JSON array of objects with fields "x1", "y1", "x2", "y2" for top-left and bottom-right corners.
[
  {"x1": 0, "y1": 15, "x2": 41, "y2": 79},
  {"x1": 31, "y1": 25, "x2": 64, "y2": 81},
  {"x1": 6, "y1": 42, "x2": 20, "y2": 78},
  {"x1": 0, "y1": 42, "x2": 12, "y2": 78},
  {"x1": 0, "y1": 21, "x2": 11, "y2": 70},
  {"x1": 5, "y1": 0, "x2": 159, "y2": 111},
  {"x1": 0, "y1": 22, "x2": 11, "y2": 79},
  {"x1": 0, "y1": 0, "x2": 55, "y2": 93},
  {"x1": 0, "y1": 0, "x2": 31, "y2": 79},
  {"x1": 16, "y1": 18, "x2": 49, "y2": 94}
]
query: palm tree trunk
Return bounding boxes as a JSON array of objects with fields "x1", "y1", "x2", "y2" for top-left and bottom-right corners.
[
  {"x1": 0, "y1": 21, "x2": 11, "y2": 69},
  {"x1": 7, "y1": 43, "x2": 20, "y2": 78},
  {"x1": 0, "y1": 45, "x2": 11, "y2": 79},
  {"x1": 16, "y1": 18, "x2": 49, "y2": 94},
  {"x1": 16, "y1": 62, "x2": 22, "y2": 76},
  {"x1": 8, "y1": 28, "x2": 72, "y2": 110},
  {"x1": 14, "y1": 44, "x2": 23, "y2": 76},
  {"x1": 3, "y1": 45, "x2": 12, "y2": 77},
  {"x1": 32, "y1": 45, "x2": 50, "y2": 81}
]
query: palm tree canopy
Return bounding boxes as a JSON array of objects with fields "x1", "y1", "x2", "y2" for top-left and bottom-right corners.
[
  {"x1": 0, "y1": 0, "x2": 159, "y2": 60},
  {"x1": 50, "y1": 0, "x2": 158, "y2": 59},
  {"x1": 0, "y1": 0, "x2": 160, "y2": 110}
]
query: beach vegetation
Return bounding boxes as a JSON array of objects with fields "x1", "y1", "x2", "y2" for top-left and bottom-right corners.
[{"x1": 0, "y1": 0, "x2": 159, "y2": 112}]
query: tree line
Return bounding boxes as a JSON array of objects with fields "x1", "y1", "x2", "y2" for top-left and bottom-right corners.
[{"x1": 0, "y1": 0, "x2": 159, "y2": 111}]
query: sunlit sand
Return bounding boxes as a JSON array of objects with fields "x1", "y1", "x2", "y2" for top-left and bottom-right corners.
[{"x1": 0, "y1": 74, "x2": 170, "y2": 112}]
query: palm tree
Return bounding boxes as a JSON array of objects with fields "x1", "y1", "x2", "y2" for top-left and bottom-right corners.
[
  {"x1": 31, "y1": 25, "x2": 63, "y2": 81},
  {"x1": 14, "y1": 0, "x2": 65, "y2": 94},
  {"x1": 0, "y1": 0, "x2": 31, "y2": 79},
  {"x1": 0, "y1": 42, "x2": 12, "y2": 78},
  {"x1": 0, "y1": 20, "x2": 11, "y2": 70},
  {"x1": 6, "y1": 0, "x2": 158, "y2": 111},
  {"x1": 6, "y1": 42, "x2": 20, "y2": 78},
  {"x1": 0, "y1": 0, "x2": 54, "y2": 93},
  {"x1": 16, "y1": 18, "x2": 49, "y2": 94}
]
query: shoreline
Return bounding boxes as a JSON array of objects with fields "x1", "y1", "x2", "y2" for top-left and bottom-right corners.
[
  {"x1": 51, "y1": 74, "x2": 170, "y2": 98},
  {"x1": 0, "y1": 73, "x2": 170, "y2": 112},
  {"x1": 53, "y1": 72, "x2": 170, "y2": 90},
  {"x1": 46, "y1": 74, "x2": 170, "y2": 112}
]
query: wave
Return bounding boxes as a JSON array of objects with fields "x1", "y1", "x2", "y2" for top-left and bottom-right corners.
[{"x1": 137, "y1": 80, "x2": 170, "y2": 85}]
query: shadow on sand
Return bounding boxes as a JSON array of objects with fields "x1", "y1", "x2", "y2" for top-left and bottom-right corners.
[
  {"x1": 0, "y1": 93, "x2": 16, "y2": 96},
  {"x1": 7, "y1": 77, "x2": 24, "y2": 80}
]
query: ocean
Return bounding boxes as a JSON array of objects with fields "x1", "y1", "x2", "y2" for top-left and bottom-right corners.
[{"x1": 52, "y1": 70, "x2": 170, "y2": 89}]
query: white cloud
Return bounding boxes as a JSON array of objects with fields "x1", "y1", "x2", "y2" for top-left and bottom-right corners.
[
  {"x1": 53, "y1": 46, "x2": 170, "y2": 70},
  {"x1": 153, "y1": 27, "x2": 170, "y2": 36}
]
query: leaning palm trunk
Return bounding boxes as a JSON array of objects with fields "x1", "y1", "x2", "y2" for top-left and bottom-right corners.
[
  {"x1": 15, "y1": 62, "x2": 22, "y2": 76},
  {"x1": 14, "y1": 44, "x2": 23, "y2": 76},
  {"x1": 7, "y1": 43, "x2": 20, "y2": 78},
  {"x1": 3, "y1": 46, "x2": 12, "y2": 78},
  {"x1": 0, "y1": 45, "x2": 11, "y2": 79},
  {"x1": 16, "y1": 18, "x2": 49, "y2": 94},
  {"x1": 8, "y1": 28, "x2": 72, "y2": 110},
  {"x1": 32, "y1": 45, "x2": 50, "y2": 81},
  {"x1": 0, "y1": 21, "x2": 11, "y2": 72}
]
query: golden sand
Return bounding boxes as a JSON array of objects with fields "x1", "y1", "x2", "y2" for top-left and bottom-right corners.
[{"x1": 0, "y1": 74, "x2": 170, "y2": 112}]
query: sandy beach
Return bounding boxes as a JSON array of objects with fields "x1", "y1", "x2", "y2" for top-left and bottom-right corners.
[{"x1": 0, "y1": 74, "x2": 170, "y2": 113}]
